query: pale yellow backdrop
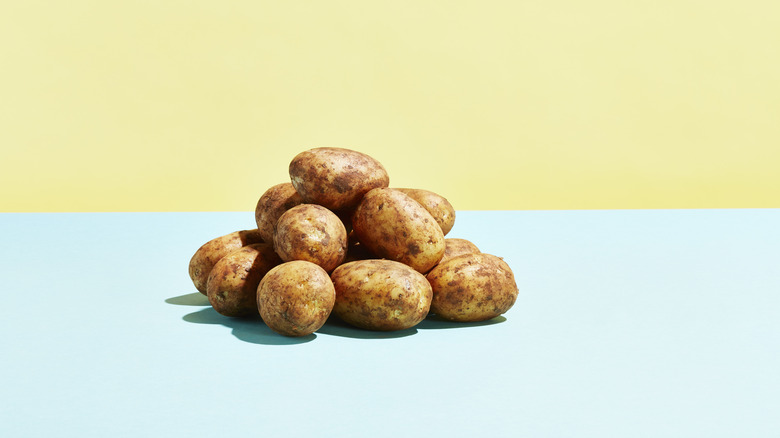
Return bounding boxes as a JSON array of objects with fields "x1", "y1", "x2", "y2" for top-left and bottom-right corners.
[{"x1": 2, "y1": 1, "x2": 778, "y2": 212}]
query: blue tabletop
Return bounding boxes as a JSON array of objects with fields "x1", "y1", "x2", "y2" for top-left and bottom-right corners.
[{"x1": 1, "y1": 210, "x2": 778, "y2": 437}]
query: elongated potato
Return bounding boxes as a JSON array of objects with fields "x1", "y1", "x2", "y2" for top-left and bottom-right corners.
[
  {"x1": 394, "y1": 188, "x2": 456, "y2": 235},
  {"x1": 257, "y1": 261, "x2": 336, "y2": 337},
  {"x1": 351, "y1": 188, "x2": 445, "y2": 273},
  {"x1": 426, "y1": 253, "x2": 518, "y2": 322},
  {"x1": 188, "y1": 229, "x2": 264, "y2": 295},
  {"x1": 289, "y1": 147, "x2": 389, "y2": 210},
  {"x1": 273, "y1": 204, "x2": 348, "y2": 272},
  {"x1": 206, "y1": 243, "x2": 281, "y2": 317},
  {"x1": 438, "y1": 238, "x2": 480, "y2": 266},
  {"x1": 331, "y1": 260, "x2": 432, "y2": 331},
  {"x1": 254, "y1": 183, "x2": 304, "y2": 242}
]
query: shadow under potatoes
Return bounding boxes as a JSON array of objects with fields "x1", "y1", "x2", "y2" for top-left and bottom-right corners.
[
  {"x1": 167, "y1": 293, "x2": 505, "y2": 343},
  {"x1": 182, "y1": 307, "x2": 316, "y2": 345},
  {"x1": 416, "y1": 314, "x2": 507, "y2": 329},
  {"x1": 165, "y1": 292, "x2": 210, "y2": 306}
]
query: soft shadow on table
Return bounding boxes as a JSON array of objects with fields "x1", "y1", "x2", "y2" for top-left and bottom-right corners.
[
  {"x1": 165, "y1": 292, "x2": 210, "y2": 306},
  {"x1": 316, "y1": 315, "x2": 418, "y2": 339},
  {"x1": 179, "y1": 305, "x2": 315, "y2": 346},
  {"x1": 416, "y1": 314, "x2": 506, "y2": 329}
]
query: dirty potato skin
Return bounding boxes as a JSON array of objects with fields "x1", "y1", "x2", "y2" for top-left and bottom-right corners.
[
  {"x1": 289, "y1": 147, "x2": 390, "y2": 211},
  {"x1": 426, "y1": 253, "x2": 518, "y2": 322},
  {"x1": 394, "y1": 188, "x2": 456, "y2": 235},
  {"x1": 254, "y1": 183, "x2": 304, "y2": 242},
  {"x1": 438, "y1": 238, "x2": 481, "y2": 266},
  {"x1": 331, "y1": 260, "x2": 432, "y2": 331},
  {"x1": 351, "y1": 188, "x2": 445, "y2": 273},
  {"x1": 273, "y1": 204, "x2": 348, "y2": 272},
  {"x1": 188, "y1": 229, "x2": 264, "y2": 295},
  {"x1": 257, "y1": 261, "x2": 336, "y2": 337},
  {"x1": 206, "y1": 243, "x2": 281, "y2": 317}
]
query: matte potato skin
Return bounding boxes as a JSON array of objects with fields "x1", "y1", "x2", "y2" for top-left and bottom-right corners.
[
  {"x1": 188, "y1": 229, "x2": 264, "y2": 295},
  {"x1": 257, "y1": 261, "x2": 336, "y2": 337},
  {"x1": 254, "y1": 183, "x2": 304, "y2": 243},
  {"x1": 206, "y1": 243, "x2": 281, "y2": 317},
  {"x1": 426, "y1": 253, "x2": 518, "y2": 322},
  {"x1": 438, "y1": 238, "x2": 480, "y2": 266},
  {"x1": 289, "y1": 147, "x2": 390, "y2": 211},
  {"x1": 394, "y1": 188, "x2": 456, "y2": 236},
  {"x1": 351, "y1": 188, "x2": 445, "y2": 273},
  {"x1": 273, "y1": 204, "x2": 348, "y2": 272},
  {"x1": 331, "y1": 260, "x2": 432, "y2": 331}
]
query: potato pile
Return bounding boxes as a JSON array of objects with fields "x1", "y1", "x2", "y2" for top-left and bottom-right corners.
[{"x1": 188, "y1": 147, "x2": 518, "y2": 337}]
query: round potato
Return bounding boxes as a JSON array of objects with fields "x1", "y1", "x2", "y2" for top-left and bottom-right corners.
[
  {"x1": 273, "y1": 204, "x2": 348, "y2": 272},
  {"x1": 438, "y1": 238, "x2": 481, "y2": 266},
  {"x1": 188, "y1": 229, "x2": 264, "y2": 295},
  {"x1": 257, "y1": 261, "x2": 336, "y2": 337},
  {"x1": 426, "y1": 253, "x2": 518, "y2": 322},
  {"x1": 206, "y1": 243, "x2": 281, "y2": 317},
  {"x1": 254, "y1": 183, "x2": 304, "y2": 242},
  {"x1": 289, "y1": 147, "x2": 390, "y2": 211},
  {"x1": 331, "y1": 260, "x2": 432, "y2": 331},
  {"x1": 394, "y1": 188, "x2": 456, "y2": 235},
  {"x1": 351, "y1": 188, "x2": 445, "y2": 273}
]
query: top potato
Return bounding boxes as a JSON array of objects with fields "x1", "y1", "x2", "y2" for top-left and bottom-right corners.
[{"x1": 289, "y1": 147, "x2": 389, "y2": 211}]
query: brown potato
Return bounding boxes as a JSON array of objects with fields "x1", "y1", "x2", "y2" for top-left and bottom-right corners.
[
  {"x1": 289, "y1": 147, "x2": 389, "y2": 210},
  {"x1": 351, "y1": 188, "x2": 445, "y2": 273},
  {"x1": 331, "y1": 260, "x2": 432, "y2": 331},
  {"x1": 438, "y1": 238, "x2": 481, "y2": 266},
  {"x1": 254, "y1": 183, "x2": 304, "y2": 242},
  {"x1": 273, "y1": 204, "x2": 347, "y2": 272},
  {"x1": 394, "y1": 188, "x2": 456, "y2": 235},
  {"x1": 257, "y1": 261, "x2": 336, "y2": 337},
  {"x1": 188, "y1": 229, "x2": 264, "y2": 295},
  {"x1": 426, "y1": 253, "x2": 518, "y2": 322},
  {"x1": 206, "y1": 243, "x2": 281, "y2": 317}
]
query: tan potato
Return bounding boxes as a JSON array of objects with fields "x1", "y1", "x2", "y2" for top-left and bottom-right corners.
[
  {"x1": 351, "y1": 188, "x2": 445, "y2": 273},
  {"x1": 273, "y1": 204, "x2": 347, "y2": 272},
  {"x1": 331, "y1": 260, "x2": 432, "y2": 331},
  {"x1": 257, "y1": 261, "x2": 336, "y2": 337},
  {"x1": 426, "y1": 253, "x2": 518, "y2": 322},
  {"x1": 254, "y1": 183, "x2": 304, "y2": 242},
  {"x1": 289, "y1": 147, "x2": 389, "y2": 210},
  {"x1": 394, "y1": 188, "x2": 456, "y2": 235},
  {"x1": 438, "y1": 238, "x2": 480, "y2": 266},
  {"x1": 188, "y1": 229, "x2": 264, "y2": 295},
  {"x1": 206, "y1": 243, "x2": 281, "y2": 317}
]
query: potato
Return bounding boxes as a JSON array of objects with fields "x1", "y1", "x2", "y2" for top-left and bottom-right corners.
[
  {"x1": 438, "y1": 238, "x2": 480, "y2": 266},
  {"x1": 257, "y1": 261, "x2": 336, "y2": 337},
  {"x1": 273, "y1": 204, "x2": 348, "y2": 272},
  {"x1": 351, "y1": 188, "x2": 445, "y2": 273},
  {"x1": 188, "y1": 229, "x2": 264, "y2": 295},
  {"x1": 394, "y1": 188, "x2": 456, "y2": 235},
  {"x1": 331, "y1": 260, "x2": 432, "y2": 331},
  {"x1": 206, "y1": 243, "x2": 281, "y2": 317},
  {"x1": 254, "y1": 183, "x2": 304, "y2": 242},
  {"x1": 426, "y1": 253, "x2": 518, "y2": 322},
  {"x1": 289, "y1": 147, "x2": 389, "y2": 211}
]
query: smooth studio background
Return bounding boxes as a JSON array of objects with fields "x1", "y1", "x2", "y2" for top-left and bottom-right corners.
[{"x1": 2, "y1": 1, "x2": 779, "y2": 212}]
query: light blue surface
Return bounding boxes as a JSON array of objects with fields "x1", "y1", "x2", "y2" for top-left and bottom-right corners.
[{"x1": 1, "y1": 210, "x2": 778, "y2": 437}]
